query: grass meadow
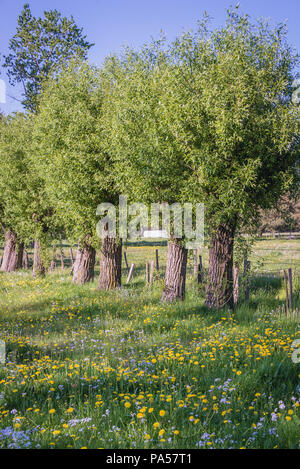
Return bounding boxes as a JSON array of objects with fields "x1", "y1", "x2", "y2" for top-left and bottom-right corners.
[{"x1": 0, "y1": 237, "x2": 299, "y2": 449}]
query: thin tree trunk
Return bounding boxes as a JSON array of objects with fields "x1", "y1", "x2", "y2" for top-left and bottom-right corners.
[
  {"x1": 0, "y1": 229, "x2": 23, "y2": 272},
  {"x1": 98, "y1": 227, "x2": 122, "y2": 290},
  {"x1": 206, "y1": 222, "x2": 236, "y2": 310},
  {"x1": 33, "y1": 239, "x2": 45, "y2": 277},
  {"x1": 72, "y1": 244, "x2": 96, "y2": 284},
  {"x1": 161, "y1": 238, "x2": 188, "y2": 302}
]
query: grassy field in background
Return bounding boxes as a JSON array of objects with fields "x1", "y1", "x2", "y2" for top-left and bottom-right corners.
[{"x1": 0, "y1": 238, "x2": 299, "y2": 449}]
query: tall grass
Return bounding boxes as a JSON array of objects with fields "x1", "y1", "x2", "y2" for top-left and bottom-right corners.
[{"x1": 0, "y1": 238, "x2": 299, "y2": 449}]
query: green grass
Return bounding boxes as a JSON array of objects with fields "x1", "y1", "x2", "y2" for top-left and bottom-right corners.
[{"x1": 0, "y1": 238, "x2": 299, "y2": 449}]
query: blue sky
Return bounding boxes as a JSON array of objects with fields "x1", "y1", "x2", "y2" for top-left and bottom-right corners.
[{"x1": 0, "y1": 0, "x2": 300, "y2": 114}]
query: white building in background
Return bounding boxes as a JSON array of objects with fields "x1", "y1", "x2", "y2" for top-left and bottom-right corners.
[{"x1": 142, "y1": 229, "x2": 168, "y2": 238}]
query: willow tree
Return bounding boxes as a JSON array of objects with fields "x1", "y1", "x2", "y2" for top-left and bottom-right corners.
[
  {"x1": 103, "y1": 45, "x2": 191, "y2": 301},
  {"x1": 0, "y1": 113, "x2": 56, "y2": 275},
  {"x1": 104, "y1": 8, "x2": 300, "y2": 307},
  {"x1": 0, "y1": 114, "x2": 28, "y2": 271},
  {"x1": 33, "y1": 61, "x2": 121, "y2": 286},
  {"x1": 161, "y1": 10, "x2": 299, "y2": 308}
]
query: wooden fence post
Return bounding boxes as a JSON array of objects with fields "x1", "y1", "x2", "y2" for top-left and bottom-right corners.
[
  {"x1": 150, "y1": 260, "x2": 155, "y2": 286},
  {"x1": 69, "y1": 248, "x2": 74, "y2": 267},
  {"x1": 60, "y1": 248, "x2": 65, "y2": 270},
  {"x1": 233, "y1": 263, "x2": 239, "y2": 305},
  {"x1": 146, "y1": 262, "x2": 150, "y2": 285},
  {"x1": 23, "y1": 248, "x2": 29, "y2": 269},
  {"x1": 124, "y1": 251, "x2": 129, "y2": 273},
  {"x1": 155, "y1": 249, "x2": 159, "y2": 271},
  {"x1": 126, "y1": 263, "x2": 135, "y2": 284},
  {"x1": 50, "y1": 245, "x2": 57, "y2": 272},
  {"x1": 243, "y1": 257, "x2": 250, "y2": 301},
  {"x1": 283, "y1": 270, "x2": 289, "y2": 314},
  {"x1": 197, "y1": 255, "x2": 203, "y2": 284},
  {"x1": 288, "y1": 268, "x2": 293, "y2": 312},
  {"x1": 194, "y1": 249, "x2": 198, "y2": 275}
]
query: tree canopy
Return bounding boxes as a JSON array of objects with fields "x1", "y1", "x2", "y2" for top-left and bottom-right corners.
[
  {"x1": 0, "y1": 112, "x2": 56, "y2": 246},
  {"x1": 33, "y1": 60, "x2": 115, "y2": 247},
  {"x1": 105, "y1": 9, "x2": 300, "y2": 231},
  {"x1": 2, "y1": 3, "x2": 93, "y2": 112},
  {"x1": 0, "y1": 113, "x2": 33, "y2": 239}
]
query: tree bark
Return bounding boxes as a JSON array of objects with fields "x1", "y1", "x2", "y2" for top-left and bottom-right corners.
[
  {"x1": 23, "y1": 248, "x2": 29, "y2": 270},
  {"x1": 206, "y1": 222, "x2": 236, "y2": 310},
  {"x1": 161, "y1": 238, "x2": 188, "y2": 302},
  {"x1": 72, "y1": 244, "x2": 96, "y2": 284},
  {"x1": 0, "y1": 229, "x2": 24, "y2": 272},
  {"x1": 16, "y1": 242, "x2": 24, "y2": 270},
  {"x1": 33, "y1": 239, "x2": 45, "y2": 277},
  {"x1": 98, "y1": 231, "x2": 122, "y2": 290}
]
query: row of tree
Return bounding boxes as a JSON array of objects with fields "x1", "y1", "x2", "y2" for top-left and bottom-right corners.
[{"x1": 0, "y1": 6, "x2": 299, "y2": 309}]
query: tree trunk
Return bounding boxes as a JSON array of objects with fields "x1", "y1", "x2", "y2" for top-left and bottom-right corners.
[
  {"x1": 23, "y1": 248, "x2": 29, "y2": 270},
  {"x1": 0, "y1": 229, "x2": 23, "y2": 272},
  {"x1": 206, "y1": 223, "x2": 236, "y2": 310},
  {"x1": 72, "y1": 244, "x2": 96, "y2": 284},
  {"x1": 161, "y1": 238, "x2": 188, "y2": 302},
  {"x1": 16, "y1": 242, "x2": 24, "y2": 270},
  {"x1": 33, "y1": 239, "x2": 45, "y2": 277},
  {"x1": 98, "y1": 231, "x2": 122, "y2": 290}
]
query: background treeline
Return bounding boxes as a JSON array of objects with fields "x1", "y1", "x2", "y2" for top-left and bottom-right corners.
[
  {"x1": 0, "y1": 5, "x2": 299, "y2": 310},
  {"x1": 260, "y1": 196, "x2": 300, "y2": 234}
]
